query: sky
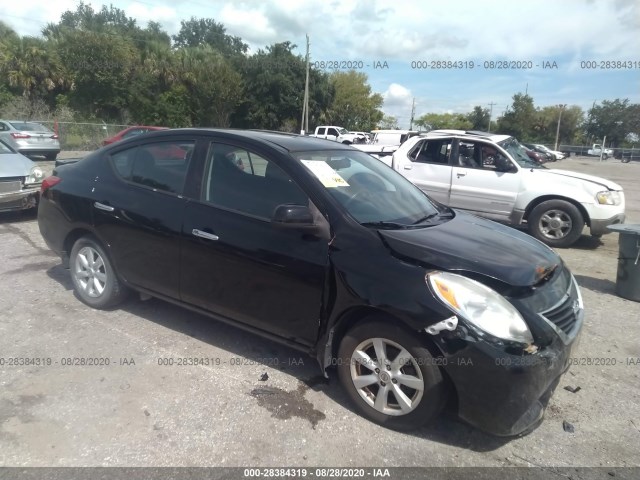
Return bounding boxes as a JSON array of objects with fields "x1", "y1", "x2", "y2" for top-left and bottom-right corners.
[{"x1": 3, "y1": 0, "x2": 639, "y2": 128}]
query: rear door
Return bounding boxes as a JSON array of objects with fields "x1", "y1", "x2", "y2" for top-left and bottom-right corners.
[
  {"x1": 92, "y1": 136, "x2": 199, "y2": 298},
  {"x1": 394, "y1": 137, "x2": 454, "y2": 204}
]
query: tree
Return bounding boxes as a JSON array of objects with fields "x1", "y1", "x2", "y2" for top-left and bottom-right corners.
[
  {"x1": 536, "y1": 105, "x2": 584, "y2": 145},
  {"x1": 178, "y1": 47, "x2": 243, "y2": 127},
  {"x1": 172, "y1": 18, "x2": 247, "y2": 58},
  {"x1": 583, "y1": 99, "x2": 640, "y2": 147},
  {"x1": 325, "y1": 70, "x2": 383, "y2": 131},
  {"x1": 414, "y1": 112, "x2": 472, "y2": 131},
  {"x1": 234, "y1": 42, "x2": 333, "y2": 130},
  {"x1": 497, "y1": 93, "x2": 537, "y2": 139},
  {"x1": 377, "y1": 114, "x2": 399, "y2": 129},
  {"x1": 466, "y1": 106, "x2": 490, "y2": 130},
  {"x1": 1, "y1": 36, "x2": 67, "y2": 112}
]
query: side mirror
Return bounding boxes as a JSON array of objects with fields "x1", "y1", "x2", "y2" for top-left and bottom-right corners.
[
  {"x1": 271, "y1": 204, "x2": 317, "y2": 230},
  {"x1": 495, "y1": 157, "x2": 517, "y2": 173}
]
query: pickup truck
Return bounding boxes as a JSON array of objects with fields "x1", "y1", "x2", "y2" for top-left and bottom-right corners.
[
  {"x1": 390, "y1": 130, "x2": 626, "y2": 248},
  {"x1": 560, "y1": 144, "x2": 615, "y2": 159},
  {"x1": 308, "y1": 126, "x2": 361, "y2": 144}
]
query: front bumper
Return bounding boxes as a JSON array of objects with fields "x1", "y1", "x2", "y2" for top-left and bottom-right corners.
[
  {"x1": 0, "y1": 188, "x2": 40, "y2": 212},
  {"x1": 590, "y1": 213, "x2": 626, "y2": 236},
  {"x1": 443, "y1": 332, "x2": 579, "y2": 436}
]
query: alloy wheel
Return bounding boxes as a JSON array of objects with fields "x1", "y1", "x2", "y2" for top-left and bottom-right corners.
[{"x1": 350, "y1": 337, "x2": 424, "y2": 416}]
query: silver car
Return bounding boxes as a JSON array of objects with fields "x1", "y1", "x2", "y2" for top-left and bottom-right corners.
[
  {"x1": 0, "y1": 140, "x2": 44, "y2": 212},
  {"x1": 0, "y1": 120, "x2": 61, "y2": 160}
]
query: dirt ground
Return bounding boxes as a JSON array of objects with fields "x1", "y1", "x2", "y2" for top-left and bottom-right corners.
[{"x1": 1, "y1": 154, "x2": 639, "y2": 470}]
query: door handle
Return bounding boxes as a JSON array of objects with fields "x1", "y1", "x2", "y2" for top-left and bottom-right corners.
[
  {"x1": 456, "y1": 171, "x2": 467, "y2": 178},
  {"x1": 403, "y1": 164, "x2": 413, "y2": 170},
  {"x1": 192, "y1": 229, "x2": 219, "y2": 241},
  {"x1": 94, "y1": 202, "x2": 114, "y2": 212}
]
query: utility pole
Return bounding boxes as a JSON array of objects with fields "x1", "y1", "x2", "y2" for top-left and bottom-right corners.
[
  {"x1": 301, "y1": 34, "x2": 310, "y2": 134},
  {"x1": 554, "y1": 104, "x2": 566, "y2": 151},
  {"x1": 487, "y1": 102, "x2": 496, "y2": 132},
  {"x1": 409, "y1": 97, "x2": 415, "y2": 130}
]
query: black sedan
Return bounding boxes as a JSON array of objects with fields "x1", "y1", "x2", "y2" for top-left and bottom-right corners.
[{"x1": 38, "y1": 129, "x2": 583, "y2": 436}]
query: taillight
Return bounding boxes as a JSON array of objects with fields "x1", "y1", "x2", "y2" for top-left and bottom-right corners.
[
  {"x1": 11, "y1": 133, "x2": 31, "y2": 139},
  {"x1": 51, "y1": 134, "x2": 59, "y2": 139},
  {"x1": 41, "y1": 176, "x2": 61, "y2": 194}
]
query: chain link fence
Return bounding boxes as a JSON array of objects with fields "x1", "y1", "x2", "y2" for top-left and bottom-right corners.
[{"x1": 34, "y1": 121, "x2": 129, "y2": 151}]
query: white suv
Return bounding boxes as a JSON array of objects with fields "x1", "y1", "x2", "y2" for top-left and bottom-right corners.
[{"x1": 390, "y1": 130, "x2": 626, "y2": 247}]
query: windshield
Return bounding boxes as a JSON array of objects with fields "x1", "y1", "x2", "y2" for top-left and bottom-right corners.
[
  {"x1": 0, "y1": 140, "x2": 15, "y2": 154},
  {"x1": 292, "y1": 149, "x2": 447, "y2": 227},
  {"x1": 500, "y1": 138, "x2": 545, "y2": 169},
  {"x1": 337, "y1": 127, "x2": 349, "y2": 135}
]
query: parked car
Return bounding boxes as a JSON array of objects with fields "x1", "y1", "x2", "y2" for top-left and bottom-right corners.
[
  {"x1": 532, "y1": 144, "x2": 565, "y2": 160},
  {"x1": 0, "y1": 140, "x2": 44, "y2": 212},
  {"x1": 0, "y1": 120, "x2": 60, "y2": 160},
  {"x1": 349, "y1": 131, "x2": 371, "y2": 144},
  {"x1": 523, "y1": 143, "x2": 555, "y2": 162},
  {"x1": 391, "y1": 130, "x2": 625, "y2": 247},
  {"x1": 38, "y1": 129, "x2": 584, "y2": 437},
  {"x1": 308, "y1": 126, "x2": 361, "y2": 144},
  {"x1": 102, "y1": 126, "x2": 169, "y2": 146},
  {"x1": 522, "y1": 146, "x2": 547, "y2": 165},
  {"x1": 354, "y1": 129, "x2": 421, "y2": 163}
]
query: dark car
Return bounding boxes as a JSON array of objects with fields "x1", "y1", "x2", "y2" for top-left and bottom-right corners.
[
  {"x1": 522, "y1": 146, "x2": 547, "y2": 165},
  {"x1": 102, "y1": 126, "x2": 169, "y2": 146},
  {"x1": 523, "y1": 143, "x2": 555, "y2": 162},
  {"x1": 37, "y1": 129, "x2": 583, "y2": 436}
]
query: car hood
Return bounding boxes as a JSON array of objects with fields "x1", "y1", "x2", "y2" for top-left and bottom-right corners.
[
  {"x1": 0, "y1": 153, "x2": 33, "y2": 176},
  {"x1": 378, "y1": 212, "x2": 561, "y2": 287},
  {"x1": 541, "y1": 169, "x2": 622, "y2": 190}
]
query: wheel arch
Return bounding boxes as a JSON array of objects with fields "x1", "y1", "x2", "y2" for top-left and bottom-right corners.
[
  {"x1": 324, "y1": 306, "x2": 446, "y2": 373},
  {"x1": 523, "y1": 195, "x2": 591, "y2": 227}
]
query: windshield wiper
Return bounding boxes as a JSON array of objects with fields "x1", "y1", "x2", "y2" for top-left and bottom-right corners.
[
  {"x1": 412, "y1": 212, "x2": 445, "y2": 224},
  {"x1": 361, "y1": 221, "x2": 409, "y2": 230}
]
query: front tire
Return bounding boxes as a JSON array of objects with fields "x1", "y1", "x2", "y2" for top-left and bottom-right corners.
[
  {"x1": 528, "y1": 200, "x2": 584, "y2": 248},
  {"x1": 69, "y1": 235, "x2": 129, "y2": 309},
  {"x1": 337, "y1": 319, "x2": 448, "y2": 431}
]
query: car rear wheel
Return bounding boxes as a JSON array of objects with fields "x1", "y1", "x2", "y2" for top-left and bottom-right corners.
[
  {"x1": 337, "y1": 319, "x2": 448, "y2": 431},
  {"x1": 45, "y1": 153, "x2": 57, "y2": 161},
  {"x1": 528, "y1": 200, "x2": 584, "y2": 248},
  {"x1": 70, "y1": 236, "x2": 129, "y2": 309}
]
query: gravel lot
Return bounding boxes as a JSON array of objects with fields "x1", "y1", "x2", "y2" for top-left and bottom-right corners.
[{"x1": 1, "y1": 154, "x2": 639, "y2": 469}]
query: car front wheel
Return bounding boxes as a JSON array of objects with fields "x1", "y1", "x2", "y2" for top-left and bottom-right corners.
[
  {"x1": 528, "y1": 200, "x2": 584, "y2": 248},
  {"x1": 337, "y1": 319, "x2": 448, "y2": 431},
  {"x1": 69, "y1": 235, "x2": 129, "y2": 309}
]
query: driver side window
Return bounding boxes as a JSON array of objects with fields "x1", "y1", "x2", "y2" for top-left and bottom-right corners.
[{"x1": 202, "y1": 143, "x2": 308, "y2": 219}]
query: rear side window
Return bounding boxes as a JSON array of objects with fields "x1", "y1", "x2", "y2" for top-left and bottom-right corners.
[
  {"x1": 409, "y1": 139, "x2": 452, "y2": 164},
  {"x1": 110, "y1": 140, "x2": 195, "y2": 194}
]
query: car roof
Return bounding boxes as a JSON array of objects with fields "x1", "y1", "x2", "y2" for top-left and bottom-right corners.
[
  {"x1": 424, "y1": 129, "x2": 512, "y2": 143},
  {"x1": 136, "y1": 128, "x2": 355, "y2": 152}
]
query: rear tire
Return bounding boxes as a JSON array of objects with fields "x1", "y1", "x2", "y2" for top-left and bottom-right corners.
[
  {"x1": 69, "y1": 235, "x2": 129, "y2": 309},
  {"x1": 528, "y1": 200, "x2": 584, "y2": 248},
  {"x1": 45, "y1": 153, "x2": 58, "y2": 161},
  {"x1": 337, "y1": 319, "x2": 448, "y2": 431}
]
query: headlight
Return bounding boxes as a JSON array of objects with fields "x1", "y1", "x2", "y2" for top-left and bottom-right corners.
[
  {"x1": 26, "y1": 166, "x2": 44, "y2": 184},
  {"x1": 596, "y1": 190, "x2": 621, "y2": 205},
  {"x1": 426, "y1": 271, "x2": 533, "y2": 344}
]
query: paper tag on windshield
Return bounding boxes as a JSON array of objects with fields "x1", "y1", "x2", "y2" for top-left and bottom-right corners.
[{"x1": 300, "y1": 160, "x2": 349, "y2": 188}]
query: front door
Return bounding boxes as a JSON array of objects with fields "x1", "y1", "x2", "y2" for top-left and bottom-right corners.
[
  {"x1": 180, "y1": 141, "x2": 330, "y2": 346},
  {"x1": 448, "y1": 140, "x2": 521, "y2": 219}
]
